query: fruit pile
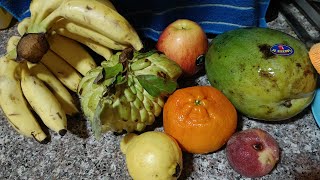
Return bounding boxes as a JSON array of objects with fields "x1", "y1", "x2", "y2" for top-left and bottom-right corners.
[
  {"x1": 0, "y1": 0, "x2": 145, "y2": 143},
  {"x1": 0, "y1": 0, "x2": 318, "y2": 179}
]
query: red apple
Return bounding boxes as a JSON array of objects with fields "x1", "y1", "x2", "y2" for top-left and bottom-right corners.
[
  {"x1": 226, "y1": 128, "x2": 280, "y2": 178},
  {"x1": 156, "y1": 19, "x2": 208, "y2": 76}
]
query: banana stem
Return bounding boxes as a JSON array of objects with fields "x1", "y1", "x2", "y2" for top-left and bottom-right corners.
[
  {"x1": 27, "y1": 23, "x2": 47, "y2": 34},
  {"x1": 20, "y1": 61, "x2": 31, "y2": 77},
  {"x1": 27, "y1": 8, "x2": 61, "y2": 33}
]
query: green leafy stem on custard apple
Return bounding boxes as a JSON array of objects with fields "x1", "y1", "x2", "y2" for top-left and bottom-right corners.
[
  {"x1": 93, "y1": 48, "x2": 178, "y2": 98},
  {"x1": 90, "y1": 48, "x2": 179, "y2": 138}
]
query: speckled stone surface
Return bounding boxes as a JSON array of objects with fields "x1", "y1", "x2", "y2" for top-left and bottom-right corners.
[{"x1": 1, "y1": 13, "x2": 320, "y2": 180}]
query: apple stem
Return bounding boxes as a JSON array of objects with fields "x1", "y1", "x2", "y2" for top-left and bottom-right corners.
[{"x1": 253, "y1": 143, "x2": 263, "y2": 151}]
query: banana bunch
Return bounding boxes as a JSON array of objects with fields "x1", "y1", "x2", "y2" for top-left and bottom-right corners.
[
  {"x1": 6, "y1": 36, "x2": 79, "y2": 114},
  {"x1": 0, "y1": 57, "x2": 48, "y2": 143},
  {"x1": 0, "y1": 0, "x2": 145, "y2": 142},
  {"x1": 13, "y1": 0, "x2": 143, "y2": 91},
  {"x1": 0, "y1": 35, "x2": 84, "y2": 142},
  {"x1": 78, "y1": 49, "x2": 182, "y2": 138},
  {"x1": 16, "y1": 0, "x2": 143, "y2": 63},
  {"x1": 0, "y1": 56, "x2": 69, "y2": 143}
]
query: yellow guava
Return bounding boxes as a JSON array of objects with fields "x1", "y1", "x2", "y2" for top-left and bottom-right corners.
[{"x1": 120, "y1": 131, "x2": 183, "y2": 180}]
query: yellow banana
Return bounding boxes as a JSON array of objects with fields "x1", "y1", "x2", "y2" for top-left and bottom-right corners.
[
  {"x1": 5, "y1": 35, "x2": 21, "y2": 60},
  {"x1": 41, "y1": 0, "x2": 143, "y2": 50},
  {"x1": 28, "y1": 0, "x2": 115, "y2": 33},
  {"x1": 51, "y1": 18, "x2": 128, "y2": 50},
  {"x1": 41, "y1": 50, "x2": 82, "y2": 92},
  {"x1": 27, "y1": 62, "x2": 79, "y2": 116},
  {"x1": 6, "y1": 35, "x2": 20, "y2": 52},
  {"x1": 51, "y1": 27, "x2": 113, "y2": 60},
  {"x1": 0, "y1": 56, "x2": 48, "y2": 143},
  {"x1": 34, "y1": 0, "x2": 64, "y2": 25},
  {"x1": 83, "y1": 39, "x2": 113, "y2": 60},
  {"x1": 20, "y1": 62, "x2": 67, "y2": 136},
  {"x1": 47, "y1": 33, "x2": 97, "y2": 75},
  {"x1": 28, "y1": 0, "x2": 64, "y2": 33},
  {"x1": 28, "y1": 0, "x2": 114, "y2": 28},
  {"x1": 30, "y1": 0, "x2": 115, "y2": 24}
]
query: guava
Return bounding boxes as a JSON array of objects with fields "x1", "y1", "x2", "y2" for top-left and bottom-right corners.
[
  {"x1": 120, "y1": 131, "x2": 183, "y2": 180},
  {"x1": 205, "y1": 27, "x2": 317, "y2": 121}
]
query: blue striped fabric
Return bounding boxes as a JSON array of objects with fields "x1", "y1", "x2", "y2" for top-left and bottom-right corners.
[
  {"x1": 0, "y1": 0, "x2": 270, "y2": 41},
  {"x1": 113, "y1": 0, "x2": 271, "y2": 41},
  {"x1": 0, "y1": 0, "x2": 31, "y2": 21}
]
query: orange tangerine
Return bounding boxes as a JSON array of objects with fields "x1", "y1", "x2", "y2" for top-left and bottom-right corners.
[{"x1": 163, "y1": 86, "x2": 237, "y2": 154}]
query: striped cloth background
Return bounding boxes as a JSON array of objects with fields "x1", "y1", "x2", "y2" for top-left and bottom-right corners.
[
  {"x1": 113, "y1": 0, "x2": 271, "y2": 40},
  {"x1": 0, "y1": 0, "x2": 270, "y2": 41},
  {"x1": 0, "y1": 0, "x2": 31, "y2": 22}
]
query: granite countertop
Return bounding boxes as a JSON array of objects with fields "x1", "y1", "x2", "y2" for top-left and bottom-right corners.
[{"x1": 0, "y1": 13, "x2": 320, "y2": 180}]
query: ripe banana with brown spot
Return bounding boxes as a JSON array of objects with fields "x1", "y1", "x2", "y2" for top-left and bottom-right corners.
[
  {"x1": 47, "y1": 33, "x2": 97, "y2": 75},
  {"x1": 20, "y1": 62, "x2": 67, "y2": 136},
  {"x1": 51, "y1": 28, "x2": 113, "y2": 60},
  {"x1": 27, "y1": 0, "x2": 116, "y2": 33},
  {"x1": 41, "y1": 50, "x2": 82, "y2": 92},
  {"x1": 40, "y1": 0, "x2": 143, "y2": 50},
  {"x1": 27, "y1": 62, "x2": 79, "y2": 116},
  {"x1": 29, "y1": 0, "x2": 115, "y2": 24},
  {"x1": 51, "y1": 18, "x2": 128, "y2": 50},
  {"x1": 0, "y1": 56, "x2": 48, "y2": 143}
]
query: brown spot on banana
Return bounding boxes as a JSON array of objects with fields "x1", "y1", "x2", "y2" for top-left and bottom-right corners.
[
  {"x1": 10, "y1": 122, "x2": 20, "y2": 130},
  {"x1": 57, "y1": 112, "x2": 63, "y2": 120},
  {"x1": 8, "y1": 113, "x2": 20, "y2": 116},
  {"x1": 86, "y1": 5, "x2": 93, "y2": 10},
  {"x1": 9, "y1": 94, "x2": 17, "y2": 101}
]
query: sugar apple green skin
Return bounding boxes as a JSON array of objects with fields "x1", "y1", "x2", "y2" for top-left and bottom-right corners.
[
  {"x1": 205, "y1": 27, "x2": 317, "y2": 121},
  {"x1": 78, "y1": 50, "x2": 182, "y2": 136}
]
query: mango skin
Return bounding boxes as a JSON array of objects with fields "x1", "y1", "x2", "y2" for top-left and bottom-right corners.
[{"x1": 205, "y1": 27, "x2": 317, "y2": 121}]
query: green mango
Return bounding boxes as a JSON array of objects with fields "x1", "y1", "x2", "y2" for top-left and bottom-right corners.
[{"x1": 205, "y1": 27, "x2": 317, "y2": 121}]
